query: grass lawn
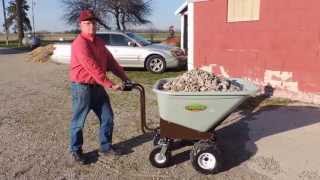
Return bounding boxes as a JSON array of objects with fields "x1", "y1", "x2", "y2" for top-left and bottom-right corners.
[
  {"x1": 0, "y1": 41, "x2": 25, "y2": 48},
  {"x1": 107, "y1": 69, "x2": 186, "y2": 112},
  {"x1": 109, "y1": 69, "x2": 186, "y2": 86},
  {"x1": 126, "y1": 70, "x2": 185, "y2": 85}
]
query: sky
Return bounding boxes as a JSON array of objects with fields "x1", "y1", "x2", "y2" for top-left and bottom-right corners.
[{"x1": 0, "y1": 0, "x2": 186, "y2": 32}]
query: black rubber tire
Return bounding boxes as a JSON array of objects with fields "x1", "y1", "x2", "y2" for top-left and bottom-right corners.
[
  {"x1": 149, "y1": 146, "x2": 171, "y2": 168},
  {"x1": 146, "y1": 55, "x2": 166, "y2": 73},
  {"x1": 190, "y1": 141, "x2": 221, "y2": 174}
]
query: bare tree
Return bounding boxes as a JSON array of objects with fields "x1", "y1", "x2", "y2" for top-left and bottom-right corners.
[
  {"x1": 105, "y1": 0, "x2": 151, "y2": 31},
  {"x1": 62, "y1": 0, "x2": 110, "y2": 30},
  {"x1": 103, "y1": 0, "x2": 121, "y2": 30},
  {"x1": 62, "y1": 0, "x2": 152, "y2": 31},
  {"x1": 119, "y1": 0, "x2": 151, "y2": 31}
]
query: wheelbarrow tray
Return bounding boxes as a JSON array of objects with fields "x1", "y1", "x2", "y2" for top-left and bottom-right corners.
[{"x1": 153, "y1": 78, "x2": 258, "y2": 132}]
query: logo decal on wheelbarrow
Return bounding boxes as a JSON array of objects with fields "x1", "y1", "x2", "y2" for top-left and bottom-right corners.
[{"x1": 185, "y1": 104, "x2": 207, "y2": 112}]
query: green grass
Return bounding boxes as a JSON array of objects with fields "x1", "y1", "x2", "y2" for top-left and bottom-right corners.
[
  {"x1": 0, "y1": 41, "x2": 26, "y2": 48},
  {"x1": 109, "y1": 69, "x2": 186, "y2": 86},
  {"x1": 107, "y1": 70, "x2": 185, "y2": 112},
  {"x1": 126, "y1": 70, "x2": 185, "y2": 85}
]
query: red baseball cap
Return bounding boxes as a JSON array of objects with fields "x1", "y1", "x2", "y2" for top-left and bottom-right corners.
[{"x1": 79, "y1": 10, "x2": 97, "y2": 22}]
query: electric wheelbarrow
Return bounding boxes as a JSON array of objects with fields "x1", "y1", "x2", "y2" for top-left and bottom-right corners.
[{"x1": 123, "y1": 78, "x2": 258, "y2": 174}]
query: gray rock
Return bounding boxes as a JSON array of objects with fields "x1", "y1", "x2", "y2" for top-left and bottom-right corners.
[{"x1": 161, "y1": 69, "x2": 241, "y2": 92}]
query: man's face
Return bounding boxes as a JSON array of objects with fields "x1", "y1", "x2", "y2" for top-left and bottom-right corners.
[{"x1": 80, "y1": 20, "x2": 96, "y2": 35}]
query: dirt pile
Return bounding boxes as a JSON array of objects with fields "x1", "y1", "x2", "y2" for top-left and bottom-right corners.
[
  {"x1": 161, "y1": 69, "x2": 241, "y2": 92},
  {"x1": 27, "y1": 44, "x2": 55, "y2": 63}
]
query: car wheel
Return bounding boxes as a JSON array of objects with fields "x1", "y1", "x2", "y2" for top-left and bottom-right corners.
[{"x1": 146, "y1": 55, "x2": 166, "y2": 73}]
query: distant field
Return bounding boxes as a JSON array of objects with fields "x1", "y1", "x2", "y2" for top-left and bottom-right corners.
[
  {"x1": 0, "y1": 41, "x2": 21, "y2": 48},
  {"x1": 0, "y1": 32, "x2": 181, "y2": 46}
]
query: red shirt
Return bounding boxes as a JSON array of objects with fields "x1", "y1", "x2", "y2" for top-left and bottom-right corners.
[{"x1": 70, "y1": 33, "x2": 128, "y2": 88}]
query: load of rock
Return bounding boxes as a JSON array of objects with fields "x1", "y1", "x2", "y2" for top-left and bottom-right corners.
[{"x1": 161, "y1": 69, "x2": 241, "y2": 92}]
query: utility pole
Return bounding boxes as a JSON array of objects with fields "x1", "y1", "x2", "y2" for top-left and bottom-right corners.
[
  {"x1": 31, "y1": 0, "x2": 35, "y2": 36},
  {"x1": 2, "y1": 0, "x2": 9, "y2": 45}
]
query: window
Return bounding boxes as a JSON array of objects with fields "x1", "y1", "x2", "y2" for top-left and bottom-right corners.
[
  {"x1": 109, "y1": 34, "x2": 131, "y2": 46},
  {"x1": 96, "y1": 34, "x2": 110, "y2": 44},
  {"x1": 227, "y1": 0, "x2": 260, "y2": 22},
  {"x1": 126, "y1": 32, "x2": 151, "y2": 46}
]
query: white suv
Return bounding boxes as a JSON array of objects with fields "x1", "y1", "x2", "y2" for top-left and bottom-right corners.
[{"x1": 51, "y1": 31, "x2": 187, "y2": 73}]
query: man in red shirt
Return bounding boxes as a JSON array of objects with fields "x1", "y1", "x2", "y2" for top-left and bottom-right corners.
[{"x1": 69, "y1": 9, "x2": 129, "y2": 164}]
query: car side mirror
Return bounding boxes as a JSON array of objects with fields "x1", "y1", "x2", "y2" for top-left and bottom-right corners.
[{"x1": 128, "y1": 41, "x2": 137, "y2": 47}]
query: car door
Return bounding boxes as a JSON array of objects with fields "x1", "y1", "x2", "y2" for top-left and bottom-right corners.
[
  {"x1": 108, "y1": 34, "x2": 144, "y2": 67},
  {"x1": 96, "y1": 33, "x2": 119, "y2": 62}
]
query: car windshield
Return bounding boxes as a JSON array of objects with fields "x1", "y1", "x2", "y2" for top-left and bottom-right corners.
[{"x1": 126, "y1": 32, "x2": 152, "y2": 46}]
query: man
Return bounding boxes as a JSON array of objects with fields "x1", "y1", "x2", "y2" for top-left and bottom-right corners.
[{"x1": 69, "y1": 9, "x2": 129, "y2": 164}]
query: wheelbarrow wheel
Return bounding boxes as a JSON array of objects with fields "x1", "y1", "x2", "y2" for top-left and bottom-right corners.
[
  {"x1": 153, "y1": 130, "x2": 160, "y2": 146},
  {"x1": 190, "y1": 142, "x2": 221, "y2": 174},
  {"x1": 149, "y1": 146, "x2": 171, "y2": 168}
]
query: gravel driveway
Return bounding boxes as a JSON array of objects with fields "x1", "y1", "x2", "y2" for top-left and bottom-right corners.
[{"x1": 0, "y1": 52, "x2": 318, "y2": 180}]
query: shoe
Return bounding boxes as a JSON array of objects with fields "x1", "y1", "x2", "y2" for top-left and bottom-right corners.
[
  {"x1": 99, "y1": 146, "x2": 123, "y2": 157},
  {"x1": 71, "y1": 150, "x2": 86, "y2": 165}
]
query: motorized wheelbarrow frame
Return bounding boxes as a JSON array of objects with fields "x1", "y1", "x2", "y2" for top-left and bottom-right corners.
[{"x1": 125, "y1": 81, "x2": 231, "y2": 174}]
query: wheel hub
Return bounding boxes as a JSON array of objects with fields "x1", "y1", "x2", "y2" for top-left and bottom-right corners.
[
  {"x1": 150, "y1": 59, "x2": 163, "y2": 72},
  {"x1": 197, "y1": 153, "x2": 216, "y2": 170},
  {"x1": 155, "y1": 153, "x2": 166, "y2": 164}
]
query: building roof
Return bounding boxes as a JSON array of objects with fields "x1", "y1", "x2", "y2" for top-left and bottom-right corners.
[
  {"x1": 175, "y1": 0, "x2": 210, "y2": 15},
  {"x1": 175, "y1": 1, "x2": 188, "y2": 15}
]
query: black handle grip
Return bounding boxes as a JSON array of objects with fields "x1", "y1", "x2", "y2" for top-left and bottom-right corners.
[{"x1": 122, "y1": 80, "x2": 134, "y2": 91}]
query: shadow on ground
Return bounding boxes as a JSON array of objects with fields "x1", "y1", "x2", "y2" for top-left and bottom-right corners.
[
  {"x1": 0, "y1": 47, "x2": 30, "y2": 55},
  {"x1": 163, "y1": 94, "x2": 320, "y2": 172},
  {"x1": 114, "y1": 132, "x2": 154, "y2": 155},
  {"x1": 83, "y1": 150, "x2": 99, "y2": 164},
  {"x1": 84, "y1": 132, "x2": 154, "y2": 164},
  {"x1": 86, "y1": 87, "x2": 320, "y2": 172}
]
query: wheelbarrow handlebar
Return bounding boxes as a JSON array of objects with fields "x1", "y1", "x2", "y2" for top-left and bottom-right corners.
[{"x1": 122, "y1": 81, "x2": 157, "y2": 134}]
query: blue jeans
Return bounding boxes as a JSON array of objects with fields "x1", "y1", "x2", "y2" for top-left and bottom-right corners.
[{"x1": 69, "y1": 82, "x2": 114, "y2": 152}]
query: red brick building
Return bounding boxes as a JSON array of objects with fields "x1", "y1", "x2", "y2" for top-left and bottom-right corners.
[{"x1": 176, "y1": 0, "x2": 320, "y2": 103}]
